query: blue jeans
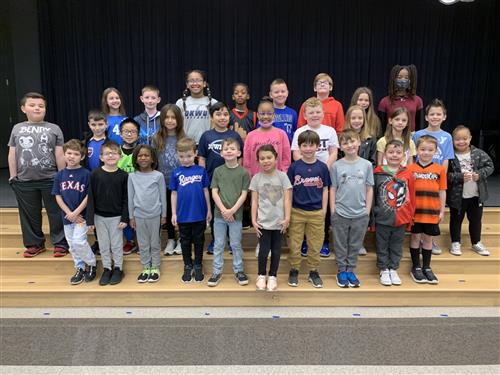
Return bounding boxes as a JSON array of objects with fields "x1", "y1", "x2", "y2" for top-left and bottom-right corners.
[{"x1": 212, "y1": 217, "x2": 244, "y2": 274}]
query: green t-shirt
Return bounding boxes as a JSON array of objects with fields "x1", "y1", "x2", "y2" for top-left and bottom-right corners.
[
  {"x1": 117, "y1": 147, "x2": 135, "y2": 174},
  {"x1": 210, "y1": 164, "x2": 250, "y2": 221}
]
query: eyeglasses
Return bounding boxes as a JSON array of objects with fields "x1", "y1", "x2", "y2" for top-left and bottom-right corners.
[
  {"x1": 258, "y1": 112, "x2": 274, "y2": 117},
  {"x1": 187, "y1": 79, "x2": 203, "y2": 84},
  {"x1": 102, "y1": 152, "x2": 119, "y2": 157},
  {"x1": 316, "y1": 80, "x2": 332, "y2": 86},
  {"x1": 121, "y1": 130, "x2": 138, "y2": 135}
]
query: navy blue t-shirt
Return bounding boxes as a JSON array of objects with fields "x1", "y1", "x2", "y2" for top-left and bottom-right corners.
[
  {"x1": 169, "y1": 165, "x2": 210, "y2": 223},
  {"x1": 287, "y1": 159, "x2": 331, "y2": 211},
  {"x1": 52, "y1": 167, "x2": 91, "y2": 225},
  {"x1": 86, "y1": 138, "x2": 105, "y2": 171},
  {"x1": 197, "y1": 129, "x2": 244, "y2": 179}
]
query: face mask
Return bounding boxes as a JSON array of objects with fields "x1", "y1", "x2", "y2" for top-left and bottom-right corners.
[{"x1": 395, "y1": 79, "x2": 410, "y2": 90}]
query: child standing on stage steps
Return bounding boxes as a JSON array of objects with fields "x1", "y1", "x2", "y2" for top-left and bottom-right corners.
[
  {"x1": 128, "y1": 145, "x2": 167, "y2": 283},
  {"x1": 101, "y1": 87, "x2": 127, "y2": 145},
  {"x1": 250, "y1": 144, "x2": 292, "y2": 292},
  {"x1": 350, "y1": 87, "x2": 382, "y2": 139},
  {"x1": 175, "y1": 70, "x2": 218, "y2": 144},
  {"x1": 229, "y1": 83, "x2": 257, "y2": 141},
  {"x1": 266, "y1": 78, "x2": 297, "y2": 144},
  {"x1": 373, "y1": 140, "x2": 415, "y2": 286},
  {"x1": 52, "y1": 139, "x2": 96, "y2": 285},
  {"x1": 153, "y1": 104, "x2": 185, "y2": 256},
  {"x1": 408, "y1": 135, "x2": 446, "y2": 284},
  {"x1": 447, "y1": 125, "x2": 494, "y2": 256},
  {"x1": 170, "y1": 138, "x2": 212, "y2": 283},
  {"x1": 8, "y1": 92, "x2": 69, "y2": 258},
  {"x1": 133, "y1": 85, "x2": 162, "y2": 145}
]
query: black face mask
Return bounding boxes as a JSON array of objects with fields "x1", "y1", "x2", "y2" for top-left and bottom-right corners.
[{"x1": 395, "y1": 79, "x2": 410, "y2": 90}]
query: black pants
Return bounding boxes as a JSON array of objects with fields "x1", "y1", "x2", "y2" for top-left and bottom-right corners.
[
  {"x1": 449, "y1": 197, "x2": 483, "y2": 244},
  {"x1": 258, "y1": 229, "x2": 282, "y2": 276},
  {"x1": 10, "y1": 179, "x2": 68, "y2": 249},
  {"x1": 165, "y1": 188, "x2": 175, "y2": 239},
  {"x1": 178, "y1": 220, "x2": 205, "y2": 267}
]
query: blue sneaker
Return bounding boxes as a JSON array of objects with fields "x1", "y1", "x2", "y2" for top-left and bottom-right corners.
[
  {"x1": 320, "y1": 242, "x2": 330, "y2": 257},
  {"x1": 206, "y1": 240, "x2": 214, "y2": 255},
  {"x1": 301, "y1": 240, "x2": 308, "y2": 257},
  {"x1": 346, "y1": 271, "x2": 360, "y2": 288},
  {"x1": 336, "y1": 271, "x2": 349, "y2": 288}
]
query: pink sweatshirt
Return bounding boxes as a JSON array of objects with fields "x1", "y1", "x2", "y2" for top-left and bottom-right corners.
[{"x1": 243, "y1": 127, "x2": 291, "y2": 177}]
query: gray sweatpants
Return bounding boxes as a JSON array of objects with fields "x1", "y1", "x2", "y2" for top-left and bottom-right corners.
[
  {"x1": 94, "y1": 215, "x2": 123, "y2": 270},
  {"x1": 375, "y1": 223, "x2": 406, "y2": 270},
  {"x1": 331, "y1": 212, "x2": 369, "y2": 271},
  {"x1": 136, "y1": 217, "x2": 161, "y2": 268}
]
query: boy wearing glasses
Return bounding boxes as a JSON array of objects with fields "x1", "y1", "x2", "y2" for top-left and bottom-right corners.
[
  {"x1": 87, "y1": 141, "x2": 129, "y2": 285},
  {"x1": 297, "y1": 73, "x2": 344, "y2": 134}
]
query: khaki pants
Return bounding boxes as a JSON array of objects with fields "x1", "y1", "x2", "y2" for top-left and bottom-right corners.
[{"x1": 288, "y1": 208, "x2": 324, "y2": 271}]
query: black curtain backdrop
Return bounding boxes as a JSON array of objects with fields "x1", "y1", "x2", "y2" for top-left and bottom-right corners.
[{"x1": 38, "y1": 0, "x2": 499, "y2": 141}]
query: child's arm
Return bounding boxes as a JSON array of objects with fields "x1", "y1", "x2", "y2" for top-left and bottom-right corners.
[
  {"x1": 8, "y1": 147, "x2": 17, "y2": 181},
  {"x1": 55, "y1": 146, "x2": 65, "y2": 171},
  {"x1": 281, "y1": 132, "x2": 292, "y2": 172},
  {"x1": 376, "y1": 151, "x2": 384, "y2": 166},
  {"x1": 280, "y1": 188, "x2": 292, "y2": 234},
  {"x1": 329, "y1": 187, "x2": 337, "y2": 214},
  {"x1": 251, "y1": 190, "x2": 262, "y2": 237},
  {"x1": 204, "y1": 187, "x2": 212, "y2": 223},
  {"x1": 474, "y1": 150, "x2": 494, "y2": 182},
  {"x1": 171, "y1": 190, "x2": 178, "y2": 226},
  {"x1": 292, "y1": 150, "x2": 302, "y2": 161},
  {"x1": 442, "y1": 159, "x2": 449, "y2": 173},
  {"x1": 439, "y1": 189, "x2": 446, "y2": 223},
  {"x1": 55, "y1": 195, "x2": 83, "y2": 223},
  {"x1": 198, "y1": 156, "x2": 206, "y2": 168},
  {"x1": 118, "y1": 174, "x2": 128, "y2": 229},
  {"x1": 159, "y1": 176, "x2": 167, "y2": 225},
  {"x1": 230, "y1": 190, "x2": 248, "y2": 217},
  {"x1": 127, "y1": 177, "x2": 136, "y2": 229},
  {"x1": 212, "y1": 187, "x2": 231, "y2": 222},
  {"x1": 406, "y1": 152, "x2": 414, "y2": 166},
  {"x1": 326, "y1": 146, "x2": 338, "y2": 169},
  {"x1": 365, "y1": 185, "x2": 374, "y2": 215}
]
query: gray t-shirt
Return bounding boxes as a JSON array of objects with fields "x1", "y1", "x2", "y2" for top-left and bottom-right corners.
[
  {"x1": 175, "y1": 96, "x2": 218, "y2": 143},
  {"x1": 249, "y1": 170, "x2": 292, "y2": 230},
  {"x1": 8, "y1": 121, "x2": 64, "y2": 181},
  {"x1": 330, "y1": 157, "x2": 374, "y2": 218},
  {"x1": 156, "y1": 135, "x2": 179, "y2": 186},
  {"x1": 128, "y1": 170, "x2": 167, "y2": 219}
]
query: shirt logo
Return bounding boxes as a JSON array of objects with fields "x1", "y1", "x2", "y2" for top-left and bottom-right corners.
[
  {"x1": 178, "y1": 174, "x2": 203, "y2": 186},
  {"x1": 293, "y1": 175, "x2": 324, "y2": 188}
]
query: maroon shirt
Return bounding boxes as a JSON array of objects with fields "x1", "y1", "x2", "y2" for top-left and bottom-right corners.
[{"x1": 378, "y1": 95, "x2": 423, "y2": 131}]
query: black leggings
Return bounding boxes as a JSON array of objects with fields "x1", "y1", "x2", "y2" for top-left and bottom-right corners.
[
  {"x1": 178, "y1": 220, "x2": 206, "y2": 267},
  {"x1": 258, "y1": 229, "x2": 282, "y2": 277},
  {"x1": 449, "y1": 197, "x2": 483, "y2": 244},
  {"x1": 165, "y1": 188, "x2": 175, "y2": 239}
]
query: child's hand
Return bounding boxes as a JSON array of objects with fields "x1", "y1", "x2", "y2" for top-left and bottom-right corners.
[
  {"x1": 234, "y1": 122, "x2": 247, "y2": 142},
  {"x1": 472, "y1": 172, "x2": 480, "y2": 182},
  {"x1": 65, "y1": 211, "x2": 79, "y2": 223},
  {"x1": 160, "y1": 217, "x2": 167, "y2": 225},
  {"x1": 331, "y1": 204, "x2": 336, "y2": 215},
  {"x1": 171, "y1": 214, "x2": 177, "y2": 227},
  {"x1": 206, "y1": 211, "x2": 212, "y2": 224},
  {"x1": 253, "y1": 221, "x2": 263, "y2": 238},
  {"x1": 118, "y1": 222, "x2": 127, "y2": 229},
  {"x1": 75, "y1": 215, "x2": 85, "y2": 224},
  {"x1": 463, "y1": 172, "x2": 473, "y2": 182},
  {"x1": 438, "y1": 211, "x2": 445, "y2": 223},
  {"x1": 129, "y1": 218, "x2": 136, "y2": 229},
  {"x1": 280, "y1": 218, "x2": 290, "y2": 234}
]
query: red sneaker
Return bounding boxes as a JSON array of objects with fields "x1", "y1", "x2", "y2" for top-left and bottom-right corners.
[
  {"x1": 23, "y1": 246, "x2": 46, "y2": 258},
  {"x1": 53, "y1": 246, "x2": 68, "y2": 257},
  {"x1": 123, "y1": 241, "x2": 137, "y2": 255}
]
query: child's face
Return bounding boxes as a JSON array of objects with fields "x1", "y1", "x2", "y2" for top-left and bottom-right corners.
[
  {"x1": 140, "y1": 90, "x2": 161, "y2": 110},
  {"x1": 258, "y1": 150, "x2": 277, "y2": 173},
  {"x1": 425, "y1": 106, "x2": 447, "y2": 128},
  {"x1": 314, "y1": 78, "x2": 332, "y2": 96},
  {"x1": 340, "y1": 138, "x2": 361, "y2": 156},
  {"x1": 106, "y1": 91, "x2": 121, "y2": 110},
  {"x1": 389, "y1": 113, "x2": 409, "y2": 133},
  {"x1": 232, "y1": 85, "x2": 249, "y2": 105},
  {"x1": 177, "y1": 149, "x2": 196, "y2": 167},
  {"x1": 64, "y1": 148, "x2": 83, "y2": 168},
  {"x1": 163, "y1": 110, "x2": 178, "y2": 132},
  {"x1": 453, "y1": 129, "x2": 471, "y2": 153},
  {"x1": 186, "y1": 72, "x2": 206, "y2": 96},
  {"x1": 303, "y1": 105, "x2": 324, "y2": 127},
  {"x1": 397, "y1": 68, "x2": 409, "y2": 80},
  {"x1": 299, "y1": 142, "x2": 319, "y2": 160},
  {"x1": 88, "y1": 119, "x2": 107, "y2": 138},
  {"x1": 257, "y1": 102, "x2": 275, "y2": 128},
  {"x1": 349, "y1": 109, "x2": 364, "y2": 132},
  {"x1": 21, "y1": 98, "x2": 46, "y2": 122},
  {"x1": 136, "y1": 147, "x2": 153, "y2": 170},
  {"x1": 221, "y1": 142, "x2": 241, "y2": 161},
  {"x1": 100, "y1": 147, "x2": 120, "y2": 166},
  {"x1": 417, "y1": 141, "x2": 437, "y2": 164},
  {"x1": 120, "y1": 122, "x2": 139, "y2": 144},
  {"x1": 211, "y1": 107, "x2": 230, "y2": 130},
  {"x1": 356, "y1": 93, "x2": 370, "y2": 110},
  {"x1": 269, "y1": 83, "x2": 288, "y2": 107},
  {"x1": 384, "y1": 145, "x2": 404, "y2": 167}
]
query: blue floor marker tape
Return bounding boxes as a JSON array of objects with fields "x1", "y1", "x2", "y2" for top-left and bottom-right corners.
[
  {"x1": 43, "y1": 312, "x2": 50, "y2": 316},
  {"x1": 126, "y1": 311, "x2": 133, "y2": 315},
  {"x1": 352, "y1": 313, "x2": 361, "y2": 317},
  {"x1": 440, "y1": 314, "x2": 449, "y2": 317},
  {"x1": 272, "y1": 315, "x2": 280, "y2": 319}
]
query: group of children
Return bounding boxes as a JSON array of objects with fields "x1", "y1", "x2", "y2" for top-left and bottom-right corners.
[{"x1": 7, "y1": 65, "x2": 494, "y2": 290}]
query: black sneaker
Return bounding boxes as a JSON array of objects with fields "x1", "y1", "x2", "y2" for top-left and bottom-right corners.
[
  {"x1": 148, "y1": 267, "x2": 160, "y2": 283},
  {"x1": 235, "y1": 271, "x2": 249, "y2": 286},
  {"x1": 410, "y1": 267, "x2": 428, "y2": 284},
  {"x1": 308, "y1": 270, "x2": 323, "y2": 288},
  {"x1": 99, "y1": 268, "x2": 112, "y2": 286},
  {"x1": 91, "y1": 241, "x2": 100, "y2": 255},
  {"x1": 110, "y1": 267, "x2": 124, "y2": 285},
  {"x1": 70, "y1": 268, "x2": 85, "y2": 285},
  {"x1": 137, "y1": 267, "x2": 150, "y2": 283},
  {"x1": 207, "y1": 273, "x2": 222, "y2": 287},
  {"x1": 182, "y1": 265, "x2": 193, "y2": 283},
  {"x1": 288, "y1": 268, "x2": 299, "y2": 287},
  {"x1": 84, "y1": 266, "x2": 97, "y2": 282},
  {"x1": 423, "y1": 268, "x2": 439, "y2": 284},
  {"x1": 194, "y1": 265, "x2": 204, "y2": 282}
]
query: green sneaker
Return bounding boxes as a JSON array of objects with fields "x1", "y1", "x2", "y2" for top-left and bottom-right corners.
[
  {"x1": 137, "y1": 267, "x2": 150, "y2": 283},
  {"x1": 149, "y1": 267, "x2": 160, "y2": 283}
]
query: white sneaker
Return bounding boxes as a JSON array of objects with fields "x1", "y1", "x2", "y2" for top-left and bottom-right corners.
[
  {"x1": 358, "y1": 247, "x2": 367, "y2": 256},
  {"x1": 449, "y1": 242, "x2": 462, "y2": 256},
  {"x1": 173, "y1": 241, "x2": 182, "y2": 255},
  {"x1": 163, "y1": 239, "x2": 176, "y2": 255},
  {"x1": 266, "y1": 276, "x2": 278, "y2": 292},
  {"x1": 256, "y1": 275, "x2": 266, "y2": 290},
  {"x1": 472, "y1": 242, "x2": 490, "y2": 256},
  {"x1": 379, "y1": 269, "x2": 391, "y2": 286},
  {"x1": 389, "y1": 269, "x2": 402, "y2": 285},
  {"x1": 431, "y1": 240, "x2": 442, "y2": 255}
]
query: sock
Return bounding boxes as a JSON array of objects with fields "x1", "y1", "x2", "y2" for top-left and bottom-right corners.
[
  {"x1": 422, "y1": 248, "x2": 432, "y2": 269},
  {"x1": 410, "y1": 247, "x2": 421, "y2": 268}
]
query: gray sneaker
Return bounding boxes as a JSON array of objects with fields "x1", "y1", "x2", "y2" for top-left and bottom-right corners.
[
  {"x1": 207, "y1": 273, "x2": 222, "y2": 287},
  {"x1": 308, "y1": 270, "x2": 323, "y2": 288},
  {"x1": 431, "y1": 240, "x2": 442, "y2": 255},
  {"x1": 358, "y1": 247, "x2": 367, "y2": 256},
  {"x1": 288, "y1": 268, "x2": 299, "y2": 287},
  {"x1": 472, "y1": 242, "x2": 490, "y2": 256}
]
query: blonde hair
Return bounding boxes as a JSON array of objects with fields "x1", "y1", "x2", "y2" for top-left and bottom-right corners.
[
  {"x1": 313, "y1": 73, "x2": 333, "y2": 87},
  {"x1": 303, "y1": 97, "x2": 323, "y2": 110},
  {"x1": 350, "y1": 87, "x2": 381, "y2": 138},
  {"x1": 176, "y1": 137, "x2": 196, "y2": 153},
  {"x1": 344, "y1": 105, "x2": 371, "y2": 142},
  {"x1": 141, "y1": 85, "x2": 160, "y2": 95},
  {"x1": 384, "y1": 107, "x2": 412, "y2": 151}
]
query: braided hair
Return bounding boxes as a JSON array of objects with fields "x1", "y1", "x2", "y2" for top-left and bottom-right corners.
[
  {"x1": 182, "y1": 69, "x2": 213, "y2": 112},
  {"x1": 387, "y1": 64, "x2": 418, "y2": 103}
]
